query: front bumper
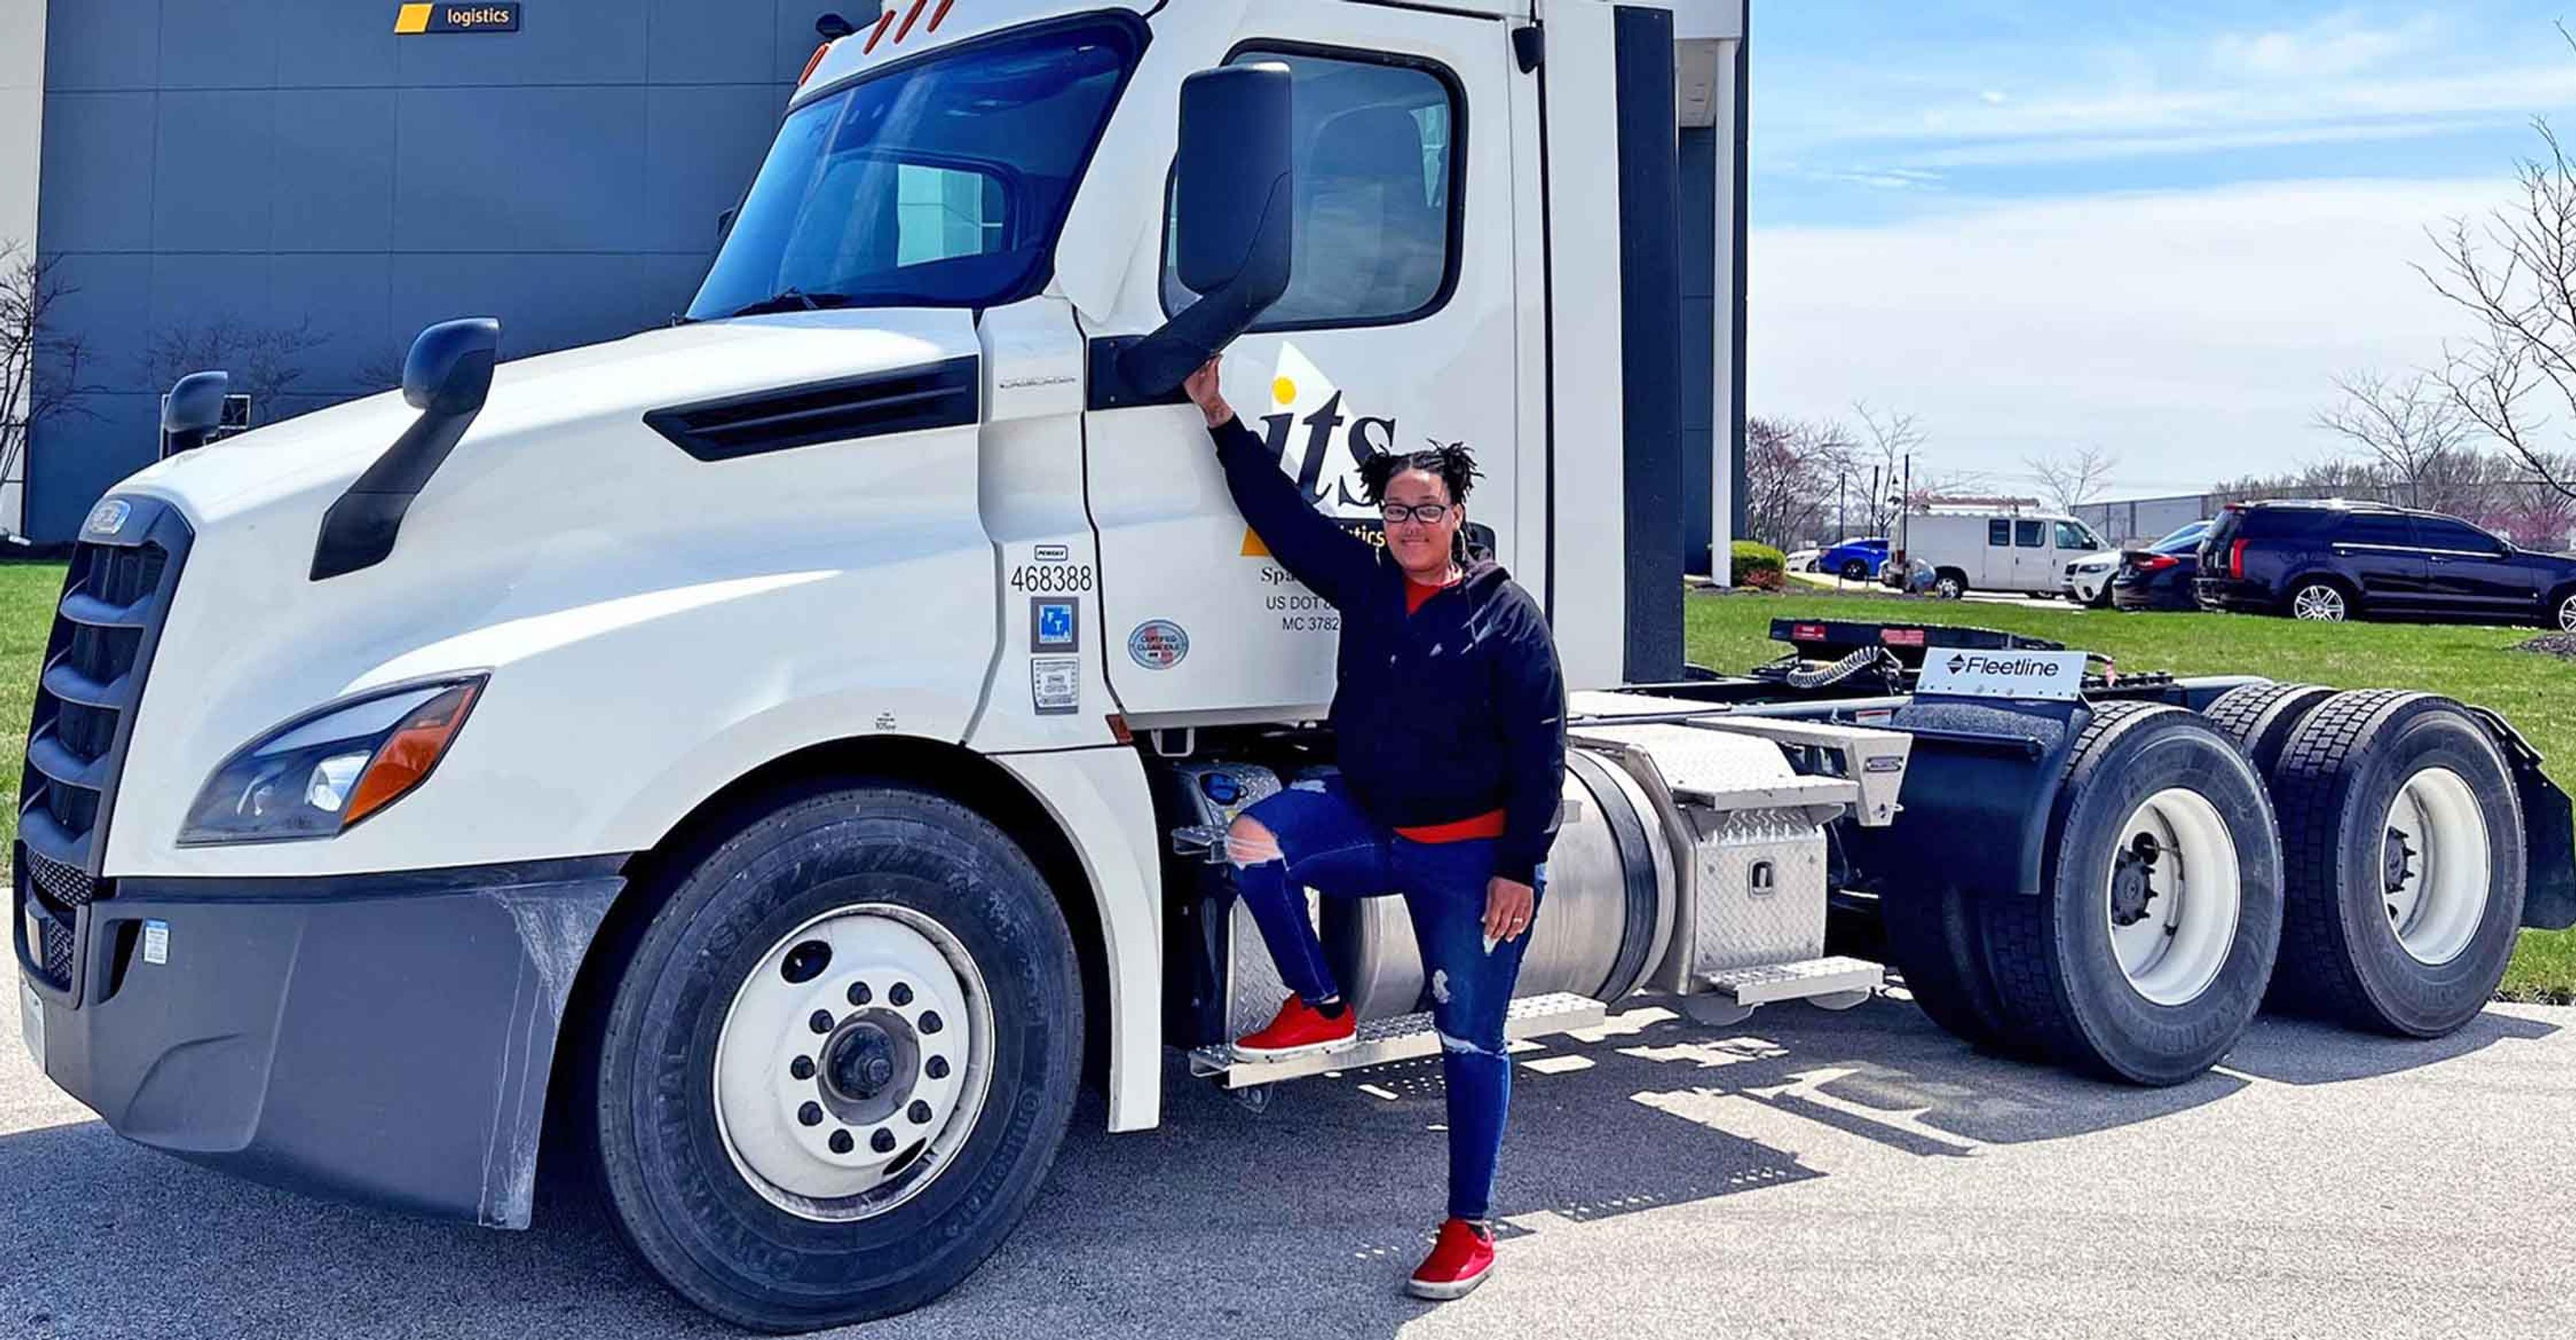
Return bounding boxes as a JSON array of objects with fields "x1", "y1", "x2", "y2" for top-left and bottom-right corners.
[{"x1": 17, "y1": 856, "x2": 624, "y2": 1228}]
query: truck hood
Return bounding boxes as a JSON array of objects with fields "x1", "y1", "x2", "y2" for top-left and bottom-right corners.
[{"x1": 119, "y1": 310, "x2": 974, "y2": 529}]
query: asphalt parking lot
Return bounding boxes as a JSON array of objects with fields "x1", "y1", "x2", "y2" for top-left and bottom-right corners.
[{"x1": 8, "y1": 985, "x2": 2573, "y2": 1340}]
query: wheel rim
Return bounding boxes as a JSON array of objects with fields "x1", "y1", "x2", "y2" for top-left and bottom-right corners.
[
  {"x1": 2558, "y1": 593, "x2": 2575, "y2": 632},
  {"x1": 2292, "y1": 585, "x2": 2346, "y2": 621},
  {"x1": 1937, "y1": 577, "x2": 1962, "y2": 599},
  {"x1": 1844, "y1": 562, "x2": 1866, "y2": 580},
  {"x1": 2103, "y1": 787, "x2": 2243, "y2": 1007},
  {"x1": 712, "y1": 904, "x2": 995, "y2": 1222},
  {"x1": 2379, "y1": 767, "x2": 2491, "y2": 966}
]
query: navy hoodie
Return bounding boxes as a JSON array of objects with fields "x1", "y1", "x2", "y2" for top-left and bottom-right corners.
[{"x1": 1211, "y1": 417, "x2": 1567, "y2": 884}]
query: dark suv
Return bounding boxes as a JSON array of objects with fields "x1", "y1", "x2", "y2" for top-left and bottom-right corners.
[{"x1": 2195, "y1": 501, "x2": 2576, "y2": 629}]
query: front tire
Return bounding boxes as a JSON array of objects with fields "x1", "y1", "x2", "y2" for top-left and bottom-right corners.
[
  {"x1": 2265, "y1": 692, "x2": 2526, "y2": 1037},
  {"x1": 1935, "y1": 570, "x2": 1968, "y2": 600},
  {"x1": 2553, "y1": 587, "x2": 2576, "y2": 633},
  {"x1": 1977, "y1": 703, "x2": 2285, "y2": 1084},
  {"x1": 588, "y1": 785, "x2": 1083, "y2": 1331},
  {"x1": 1842, "y1": 559, "x2": 1870, "y2": 581}
]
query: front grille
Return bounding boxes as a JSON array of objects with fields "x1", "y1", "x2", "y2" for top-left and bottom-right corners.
[
  {"x1": 38, "y1": 910, "x2": 74, "y2": 988},
  {"x1": 13, "y1": 496, "x2": 191, "y2": 997},
  {"x1": 23, "y1": 847, "x2": 95, "y2": 909}
]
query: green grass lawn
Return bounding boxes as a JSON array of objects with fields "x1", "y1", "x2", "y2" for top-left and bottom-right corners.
[
  {"x1": 1, "y1": 560, "x2": 2567, "y2": 1001},
  {"x1": 1687, "y1": 586, "x2": 2576, "y2": 1003}
]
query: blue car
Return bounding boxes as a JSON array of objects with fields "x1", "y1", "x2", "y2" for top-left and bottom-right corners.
[{"x1": 1819, "y1": 537, "x2": 1890, "y2": 581}]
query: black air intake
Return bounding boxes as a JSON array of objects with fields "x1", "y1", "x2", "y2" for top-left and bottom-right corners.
[{"x1": 645, "y1": 358, "x2": 981, "y2": 462}]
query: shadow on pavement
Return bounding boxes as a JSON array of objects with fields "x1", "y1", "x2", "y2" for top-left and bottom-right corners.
[
  {"x1": 0, "y1": 995, "x2": 2554, "y2": 1339},
  {"x1": 2220, "y1": 1007, "x2": 2559, "y2": 1086}
]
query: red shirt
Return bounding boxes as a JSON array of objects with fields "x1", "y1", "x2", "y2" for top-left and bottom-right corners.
[{"x1": 1396, "y1": 571, "x2": 1507, "y2": 843}]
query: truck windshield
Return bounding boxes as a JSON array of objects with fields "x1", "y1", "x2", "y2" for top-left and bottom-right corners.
[{"x1": 688, "y1": 17, "x2": 1143, "y2": 321}]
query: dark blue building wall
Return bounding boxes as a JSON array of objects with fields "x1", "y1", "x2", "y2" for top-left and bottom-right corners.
[{"x1": 33, "y1": 0, "x2": 848, "y2": 541}]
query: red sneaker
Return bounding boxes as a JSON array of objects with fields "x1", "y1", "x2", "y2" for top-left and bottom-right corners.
[
  {"x1": 1406, "y1": 1218, "x2": 1495, "y2": 1300},
  {"x1": 1232, "y1": 995, "x2": 1356, "y2": 1060}
]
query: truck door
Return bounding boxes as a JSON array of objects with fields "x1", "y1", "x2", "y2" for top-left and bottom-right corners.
[{"x1": 1085, "y1": 5, "x2": 1521, "y2": 721}]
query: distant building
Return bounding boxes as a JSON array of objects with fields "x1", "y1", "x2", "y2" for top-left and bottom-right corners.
[
  {"x1": 2, "y1": 0, "x2": 45, "y2": 535},
  {"x1": 26, "y1": 0, "x2": 850, "y2": 542}
]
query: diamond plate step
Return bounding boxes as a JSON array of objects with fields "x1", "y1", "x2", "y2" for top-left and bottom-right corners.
[
  {"x1": 1189, "y1": 992, "x2": 1608, "y2": 1089},
  {"x1": 1701, "y1": 956, "x2": 1884, "y2": 1007}
]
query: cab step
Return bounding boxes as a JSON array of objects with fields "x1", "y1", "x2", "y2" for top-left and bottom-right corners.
[
  {"x1": 1701, "y1": 954, "x2": 1884, "y2": 1007},
  {"x1": 1188, "y1": 991, "x2": 1608, "y2": 1088}
]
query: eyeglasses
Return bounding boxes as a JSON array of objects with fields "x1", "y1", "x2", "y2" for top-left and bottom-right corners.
[{"x1": 1380, "y1": 503, "x2": 1455, "y2": 525}]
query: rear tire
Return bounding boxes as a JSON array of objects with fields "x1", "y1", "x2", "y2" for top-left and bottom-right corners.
[
  {"x1": 1976, "y1": 703, "x2": 2285, "y2": 1085},
  {"x1": 1882, "y1": 885, "x2": 2018, "y2": 1051},
  {"x1": 2264, "y1": 692, "x2": 2525, "y2": 1037},
  {"x1": 2551, "y1": 586, "x2": 2576, "y2": 633},
  {"x1": 2288, "y1": 580, "x2": 2352, "y2": 622},
  {"x1": 586, "y1": 785, "x2": 1082, "y2": 1331},
  {"x1": 2202, "y1": 681, "x2": 2336, "y2": 774}
]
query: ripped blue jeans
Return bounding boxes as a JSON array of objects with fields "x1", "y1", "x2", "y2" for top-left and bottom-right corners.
[{"x1": 1230, "y1": 779, "x2": 1545, "y2": 1221}]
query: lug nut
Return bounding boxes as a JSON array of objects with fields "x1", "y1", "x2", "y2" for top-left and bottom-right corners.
[
  {"x1": 798, "y1": 1102, "x2": 823, "y2": 1127},
  {"x1": 828, "y1": 1129, "x2": 854, "y2": 1155},
  {"x1": 926, "y1": 1055, "x2": 950, "y2": 1080},
  {"x1": 808, "y1": 1009, "x2": 835, "y2": 1035},
  {"x1": 871, "y1": 1129, "x2": 897, "y2": 1154},
  {"x1": 890, "y1": 982, "x2": 914, "y2": 1007},
  {"x1": 790, "y1": 1055, "x2": 816, "y2": 1081},
  {"x1": 908, "y1": 1100, "x2": 932, "y2": 1125},
  {"x1": 920, "y1": 1010, "x2": 943, "y2": 1035},
  {"x1": 847, "y1": 981, "x2": 871, "y2": 1007}
]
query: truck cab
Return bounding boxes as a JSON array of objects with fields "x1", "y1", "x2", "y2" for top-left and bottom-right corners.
[{"x1": 17, "y1": 1, "x2": 1756, "y2": 1327}]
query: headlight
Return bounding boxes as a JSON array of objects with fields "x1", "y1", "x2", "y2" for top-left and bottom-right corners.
[
  {"x1": 180, "y1": 678, "x2": 485, "y2": 845},
  {"x1": 2078, "y1": 561, "x2": 2113, "y2": 574}
]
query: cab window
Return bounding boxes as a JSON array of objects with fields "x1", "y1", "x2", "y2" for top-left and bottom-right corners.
[
  {"x1": 1163, "y1": 47, "x2": 1463, "y2": 329},
  {"x1": 2055, "y1": 521, "x2": 2099, "y2": 551}
]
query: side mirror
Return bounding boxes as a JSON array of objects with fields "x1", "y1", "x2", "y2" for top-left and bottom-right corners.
[
  {"x1": 1110, "y1": 63, "x2": 1295, "y2": 401},
  {"x1": 160, "y1": 370, "x2": 231, "y2": 456},
  {"x1": 315, "y1": 318, "x2": 502, "y2": 580},
  {"x1": 402, "y1": 316, "x2": 501, "y2": 415},
  {"x1": 716, "y1": 206, "x2": 739, "y2": 244}
]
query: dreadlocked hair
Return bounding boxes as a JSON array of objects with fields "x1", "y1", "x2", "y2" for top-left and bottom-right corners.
[{"x1": 1356, "y1": 440, "x2": 1483, "y2": 506}]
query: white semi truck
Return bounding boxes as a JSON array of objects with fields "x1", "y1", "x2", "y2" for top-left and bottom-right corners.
[{"x1": 15, "y1": 0, "x2": 2575, "y2": 1330}]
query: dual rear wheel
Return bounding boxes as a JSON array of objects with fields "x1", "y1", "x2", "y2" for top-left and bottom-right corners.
[{"x1": 1884, "y1": 685, "x2": 2528, "y2": 1082}]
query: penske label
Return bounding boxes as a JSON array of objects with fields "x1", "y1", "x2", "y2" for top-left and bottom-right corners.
[{"x1": 1916, "y1": 648, "x2": 2088, "y2": 701}]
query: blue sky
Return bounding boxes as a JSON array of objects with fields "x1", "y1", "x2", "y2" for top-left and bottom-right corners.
[{"x1": 1747, "y1": 3, "x2": 2576, "y2": 499}]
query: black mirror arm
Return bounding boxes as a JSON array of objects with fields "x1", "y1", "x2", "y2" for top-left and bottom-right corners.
[
  {"x1": 1112, "y1": 178, "x2": 1294, "y2": 399},
  {"x1": 312, "y1": 319, "x2": 500, "y2": 581}
]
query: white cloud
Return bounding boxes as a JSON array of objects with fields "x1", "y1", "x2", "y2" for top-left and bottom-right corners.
[
  {"x1": 1750, "y1": 178, "x2": 2512, "y2": 496},
  {"x1": 2211, "y1": 13, "x2": 2434, "y2": 81}
]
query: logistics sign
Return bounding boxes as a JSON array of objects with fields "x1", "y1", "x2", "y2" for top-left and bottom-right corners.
[{"x1": 395, "y1": 2, "x2": 520, "y2": 33}]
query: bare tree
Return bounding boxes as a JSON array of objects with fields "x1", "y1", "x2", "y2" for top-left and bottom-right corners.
[
  {"x1": 1850, "y1": 401, "x2": 1925, "y2": 535},
  {"x1": 138, "y1": 313, "x2": 329, "y2": 429},
  {"x1": 1744, "y1": 416, "x2": 1856, "y2": 548},
  {"x1": 2314, "y1": 370, "x2": 2475, "y2": 510},
  {"x1": 2416, "y1": 77, "x2": 2576, "y2": 505},
  {"x1": 2025, "y1": 445, "x2": 2121, "y2": 513},
  {"x1": 0, "y1": 242, "x2": 103, "y2": 523}
]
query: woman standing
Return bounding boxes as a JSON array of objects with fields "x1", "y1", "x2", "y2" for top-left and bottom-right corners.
[{"x1": 1184, "y1": 356, "x2": 1566, "y2": 1302}]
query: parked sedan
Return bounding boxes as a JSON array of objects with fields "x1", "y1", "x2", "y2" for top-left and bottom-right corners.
[
  {"x1": 2068, "y1": 520, "x2": 2208, "y2": 608},
  {"x1": 1819, "y1": 537, "x2": 1890, "y2": 581},
  {"x1": 2111, "y1": 526, "x2": 2208, "y2": 611}
]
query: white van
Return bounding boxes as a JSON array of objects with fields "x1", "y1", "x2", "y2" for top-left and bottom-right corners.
[{"x1": 1900, "y1": 512, "x2": 2107, "y2": 599}]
